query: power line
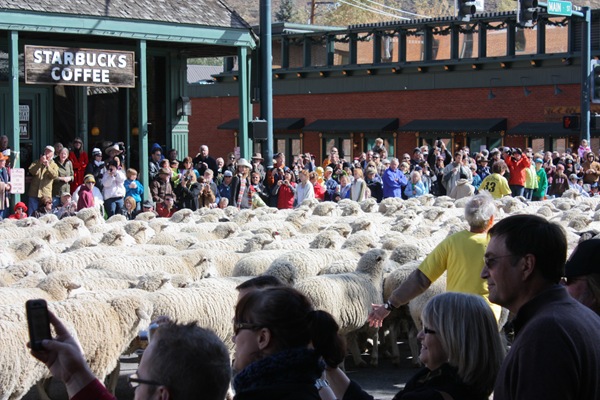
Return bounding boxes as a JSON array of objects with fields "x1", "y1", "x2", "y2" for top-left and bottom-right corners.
[
  {"x1": 336, "y1": 0, "x2": 411, "y2": 20},
  {"x1": 361, "y1": 0, "x2": 431, "y2": 18}
]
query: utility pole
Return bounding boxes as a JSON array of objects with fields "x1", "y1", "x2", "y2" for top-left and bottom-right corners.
[
  {"x1": 310, "y1": 0, "x2": 316, "y2": 24},
  {"x1": 259, "y1": 0, "x2": 274, "y2": 167}
]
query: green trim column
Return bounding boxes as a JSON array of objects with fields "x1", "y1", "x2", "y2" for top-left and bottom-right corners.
[
  {"x1": 76, "y1": 86, "x2": 88, "y2": 149},
  {"x1": 137, "y1": 40, "x2": 150, "y2": 201},
  {"x1": 8, "y1": 30, "x2": 19, "y2": 202},
  {"x1": 238, "y1": 46, "x2": 250, "y2": 159}
]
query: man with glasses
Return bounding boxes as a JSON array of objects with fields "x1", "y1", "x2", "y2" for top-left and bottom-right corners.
[
  {"x1": 30, "y1": 312, "x2": 231, "y2": 400},
  {"x1": 369, "y1": 192, "x2": 501, "y2": 326},
  {"x1": 481, "y1": 215, "x2": 600, "y2": 400}
]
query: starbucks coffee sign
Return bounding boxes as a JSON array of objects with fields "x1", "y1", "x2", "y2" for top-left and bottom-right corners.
[{"x1": 25, "y1": 45, "x2": 135, "y2": 87}]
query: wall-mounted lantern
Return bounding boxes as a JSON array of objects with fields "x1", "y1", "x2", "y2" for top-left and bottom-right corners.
[{"x1": 177, "y1": 96, "x2": 192, "y2": 117}]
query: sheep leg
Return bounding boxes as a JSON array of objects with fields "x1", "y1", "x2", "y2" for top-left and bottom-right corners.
[
  {"x1": 407, "y1": 325, "x2": 421, "y2": 367},
  {"x1": 105, "y1": 363, "x2": 120, "y2": 394},
  {"x1": 369, "y1": 327, "x2": 379, "y2": 367},
  {"x1": 345, "y1": 332, "x2": 367, "y2": 368},
  {"x1": 388, "y1": 324, "x2": 401, "y2": 366},
  {"x1": 35, "y1": 378, "x2": 53, "y2": 400}
]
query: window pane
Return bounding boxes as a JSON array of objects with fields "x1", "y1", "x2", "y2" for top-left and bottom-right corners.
[
  {"x1": 553, "y1": 138, "x2": 567, "y2": 153},
  {"x1": 276, "y1": 139, "x2": 286, "y2": 155},
  {"x1": 291, "y1": 139, "x2": 301, "y2": 157},
  {"x1": 531, "y1": 138, "x2": 545, "y2": 154},
  {"x1": 341, "y1": 139, "x2": 352, "y2": 162}
]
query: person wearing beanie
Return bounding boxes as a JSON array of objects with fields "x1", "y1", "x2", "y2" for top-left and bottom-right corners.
[
  {"x1": 77, "y1": 174, "x2": 97, "y2": 211},
  {"x1": 9, "y1": 201, "x2": 28, "y2": 219}
]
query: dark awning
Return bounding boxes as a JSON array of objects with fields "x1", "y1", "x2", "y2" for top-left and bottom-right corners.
[
  {"x1": 217, "y1": 118, "x2": 305, "y2": 130},
  {"x1": 399, "y1": 118, "x2": 507, "y2": 133},
  {"x1": 302, "y1": 118, "x2": 399, "y2": 133},
  {"x1": 507, "y1": 122, "x2": 596, "y2": 137}
]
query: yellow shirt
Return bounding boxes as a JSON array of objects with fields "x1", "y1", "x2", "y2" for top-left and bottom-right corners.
[
  {"x1": 418, "y1": 230, "x2": 502, "y2": 320},
  {"x1": 479, "y1": 173, "x2": 511, "y2": 199}
]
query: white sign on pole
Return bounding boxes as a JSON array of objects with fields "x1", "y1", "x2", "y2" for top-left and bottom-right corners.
[
  {"x1": 9, "y1": 168, "x2": 25, "y2": 194},
  {"x1": 475, "y1": 0, "x2": 484, "y2": 12}
]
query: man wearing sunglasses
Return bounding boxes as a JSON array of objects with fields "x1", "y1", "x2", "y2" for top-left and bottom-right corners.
[
  {"x1": 481, "y1": 215, "x2": 600, "y2": 400},
  {"x1": 30, "y1": 312, "x2": 231, "y2": 400}
]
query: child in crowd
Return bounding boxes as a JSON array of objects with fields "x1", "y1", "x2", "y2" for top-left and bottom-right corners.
[{"x1": 124, "y1": 168, "x2": 144, "y2": 211}]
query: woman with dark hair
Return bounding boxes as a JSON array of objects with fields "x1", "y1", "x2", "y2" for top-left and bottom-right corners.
[
  {"x1": 328, "y1": 292, "x2": 505, "y2": 400},
  {"x1": 232, "y1": 286, "x2": 346, "y2": 400}
]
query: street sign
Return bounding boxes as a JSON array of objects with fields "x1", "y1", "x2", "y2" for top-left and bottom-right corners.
[{"x1": 547, "y1": 0, "x2": 572, "y2": 16}]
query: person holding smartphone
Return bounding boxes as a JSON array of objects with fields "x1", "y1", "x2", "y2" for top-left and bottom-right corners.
[{"x1": 29, "y1": 310, "x2": 231, "y2": 400}]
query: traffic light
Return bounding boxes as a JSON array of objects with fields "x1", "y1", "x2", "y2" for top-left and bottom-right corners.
[
  {"x1": 517, "y1": 0, "x2": 538, "y2": 27},
  {"x1": 562, "y1": 115, "x2": 580, "y2": 130},
  {"x1": 457, "y1": 0, "x2": 476, "y2": 21},
  {"x1": 591, "y1": 60, "x2": 600, "y2": 104}
]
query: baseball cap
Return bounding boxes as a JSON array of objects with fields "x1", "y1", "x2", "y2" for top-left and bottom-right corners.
[
  {"x1": 564, "y1": 239, "x2": 600, "y2": 277},
  {"x1": 535, "y1": 158, "x2": 543, "y2": 163},
  {"x1": 142, "y1": 200, "x2": 154, "y2": 209},
  {"x1": 224, "y1": 170, "x2": 233, "y2": 177},
  {"x1": 44, "y1": 145, "x2": 55, "y2": 153}
]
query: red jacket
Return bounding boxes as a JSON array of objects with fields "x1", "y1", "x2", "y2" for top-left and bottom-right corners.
[
  {"x1": 504, "y1": 155, "x2": 531, "y2": 186},
  {"x1": 156, "y1": 202, "x2": 177, "y2": 218}
]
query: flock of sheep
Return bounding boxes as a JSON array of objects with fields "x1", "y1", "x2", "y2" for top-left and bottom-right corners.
[{"x1": 1, "y1": 189, "x2": 600, "y2": 400}]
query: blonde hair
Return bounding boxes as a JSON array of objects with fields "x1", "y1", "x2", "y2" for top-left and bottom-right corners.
[
  {"x1": 421, "y1": 292, "x2": 505, "y2": 397},
  {"x1": 126, "y1": 168, "x2": 138, "y2": 179},
  {"x1": 124, "y1": 196, "x2": 136, "y2": 209}
]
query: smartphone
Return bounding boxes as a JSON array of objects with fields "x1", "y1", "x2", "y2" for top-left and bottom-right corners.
[{"x1": 26, "y1": 299, "x2": 52, "y2": 351}]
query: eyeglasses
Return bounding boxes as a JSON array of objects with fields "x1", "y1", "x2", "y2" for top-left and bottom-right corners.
[
  {"x1": 403, "y1": 157, "x2": 410, "y2": 159},
  {"x1": 229, "y1": 156, "x2": 236, "y2": 160},
  {"x1": 128, "y1": 373, "x2": 163, "y2": 389},
  {"x1": 233, "y1": 321, "x2": 262, "y2": 336},
  {"x1": 483, "y1": 254, "x2": 515, "y2": 268},
  {"x1": 423, "y1": 327, "x2": 436, "y2": 334}
]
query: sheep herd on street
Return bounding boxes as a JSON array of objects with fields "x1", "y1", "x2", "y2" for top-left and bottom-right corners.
[{"x1": 1, "y1": 190, "x2": 600, "y2": 400}]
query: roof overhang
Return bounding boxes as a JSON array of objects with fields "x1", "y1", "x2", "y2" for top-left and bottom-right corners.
[
  {"x1": 399, "y1": 118, "x2": 506, "y2": 133},
  {"x1": 0, "y1": 10, "x2": 256, "y2": 50},
  {"x1": 303, "y1": 118, "x2": 399, "y2": 133},
  {"x1": 218, "y1": 118, "x2": 305, "y2": 130},
  {"x1": 507, "y1": 122, "x2": 599, "y2": 137}
]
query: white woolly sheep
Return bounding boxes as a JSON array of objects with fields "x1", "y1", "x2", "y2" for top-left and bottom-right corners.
[
  {"x1": 86, "y1": 252, "x2": 214, "y2": 280},
  {"x1": 50, "y1": 296, "x2": 153, "y2": 390},
  {"x1": 359, "y1": 197, "x2": 379, "y2": 213},
  {"x1": 0, "y1": 273, "x2": 81, "y2": 306},
  {"x1": 147, "y1": 278, "x2": 241, "y2": 348},
  {"x1": 232, "y1": 251, "x2": 283, "y2": 277},
  {"x1": 267, "y1": 248, "x2": 360, "y2": 281},
  {"x1": 380, "y1": 261, "x2": 423, "y2": 366},
  {"x1": 295, "y1": 248, "x2": 388, "y2": 367},
  {"x1": 312, "y1": 202, "x2": 340, "y2": 217},
  {"x1": 309, "y1": 229, "x2": 345, "y2": 249}
]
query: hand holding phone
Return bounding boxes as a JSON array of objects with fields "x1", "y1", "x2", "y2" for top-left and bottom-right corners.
[{"x1": 26, "y1": 299, "x2": 52, "y2": 351}]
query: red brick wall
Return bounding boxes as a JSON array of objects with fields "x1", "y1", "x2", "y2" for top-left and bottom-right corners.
[{"x1": 190, "y1": 83, "x2": 580, "y2": 161}]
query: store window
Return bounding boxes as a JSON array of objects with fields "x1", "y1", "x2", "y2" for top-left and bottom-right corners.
[{"x1": 323, "y1": 136, "x2": 352, "y2": 162}]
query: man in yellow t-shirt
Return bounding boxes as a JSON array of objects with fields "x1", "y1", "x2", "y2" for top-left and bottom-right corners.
[
  {"x1": 479, "y1": 159, "x2": 511, "y2": 199},
  {"x1": 368, "y1": 192, "x2": 502, "y2": 326}
]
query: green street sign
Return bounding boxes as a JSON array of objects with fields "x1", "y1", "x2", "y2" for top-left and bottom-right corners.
[{"x1": 547, "y1": 0, "x2": 572, "y2": 16}]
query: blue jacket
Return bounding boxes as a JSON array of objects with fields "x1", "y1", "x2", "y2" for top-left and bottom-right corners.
[{"x1": 382, "y1": 168, "x2": 407, "y2": 198}]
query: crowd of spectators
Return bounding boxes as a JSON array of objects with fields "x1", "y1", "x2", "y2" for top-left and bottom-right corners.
[{"x1": 1, "y1": 135, "x2": 599, "y2": 220}]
